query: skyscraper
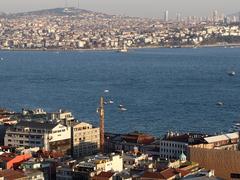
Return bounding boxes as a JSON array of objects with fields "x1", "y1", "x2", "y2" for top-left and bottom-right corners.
[
  {"x1": 213, "y1": 10, "x2": 218, "y2": 22},
  {"x1": 176, "y1": 13, "x2": 181, "y2": 22},
  {"x1": 164, "y1": 10, "x2": 169, "y2": 22}
]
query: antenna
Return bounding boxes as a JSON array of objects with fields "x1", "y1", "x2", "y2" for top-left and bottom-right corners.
[{"x1": 77, "y1": 0, "x2": 80, "y2": 9}]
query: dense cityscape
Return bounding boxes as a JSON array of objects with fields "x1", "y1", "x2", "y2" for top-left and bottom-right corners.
[
  {"x1": 0, "y1": 95, "x2": 239, "y2": 179},
  {"x1": 0, "y1": 5, "x2": 240, "y2": 180},
  {"x1": 0, "y1": 8, "x2": 240, "y2": 50}
]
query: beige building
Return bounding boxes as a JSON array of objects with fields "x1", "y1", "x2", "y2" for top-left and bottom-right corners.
[
  {"x1": 49, "y1": 109, "x2": 75, "y2": 126},
  {"x1": 72, "y1": 122, "x2": 100, "y2": 158}
]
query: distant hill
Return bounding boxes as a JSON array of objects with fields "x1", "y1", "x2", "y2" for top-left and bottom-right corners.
[{"x1": 6, "y1": 7, "x2": 113, "y2": 18}]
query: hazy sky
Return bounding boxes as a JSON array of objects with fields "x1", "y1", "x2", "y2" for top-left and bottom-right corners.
[{"x1": 1, "y1": 0, "x2": 240, "y2": 18}]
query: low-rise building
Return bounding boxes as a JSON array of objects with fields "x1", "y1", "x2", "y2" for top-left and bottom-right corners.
[{"x1": 75, "y1": 153, "x2": 123, "y2": 179}]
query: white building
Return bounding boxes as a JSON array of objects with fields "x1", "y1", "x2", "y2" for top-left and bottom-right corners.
[
  {"x1": 4, "y1": 121, "x2": 71, "y2": 153},
  {"x1": 76, "y1": 153, "x2": 123, "y2": 177}
]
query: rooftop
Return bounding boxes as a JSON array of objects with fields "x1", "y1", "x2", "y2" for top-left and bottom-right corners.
[
  {"x1": 13, "y1": 120, "x2": 58, "y2": 130},
  {"x1": 0, "y1": 169, "x2": 26, "y2": 180},
  {"x1": 204, "y1": 132, "x2": 239, "y2": 144}
]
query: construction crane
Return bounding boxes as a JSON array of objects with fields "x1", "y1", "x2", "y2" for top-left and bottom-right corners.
[{"x1": 97, "y1": 97, "x2": 105, "y2": 153}]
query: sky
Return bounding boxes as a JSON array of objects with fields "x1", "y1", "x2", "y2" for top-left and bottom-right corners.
[{"x1": 0, "y1": 0, "x2": 240, "y2": 18}]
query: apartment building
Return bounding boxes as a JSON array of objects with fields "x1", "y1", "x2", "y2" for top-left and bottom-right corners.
[
  {"x1": 72, "y1": 122, "x2": 100, "y2": 158},
  {"x1": 159, "y1": 132, "x2": 207, "y2": 160},
  {"x1": 4, "y1": 121, "x2": 71, "y2": 153}
]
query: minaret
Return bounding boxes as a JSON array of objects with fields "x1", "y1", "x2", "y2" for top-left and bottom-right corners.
[{"x1": 99, "y1": 97, "x2": 105, "y2": 153}]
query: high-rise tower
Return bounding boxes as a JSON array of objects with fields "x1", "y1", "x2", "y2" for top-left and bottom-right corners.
[{"x1": 164, "y1": 10, "x2": 169, "y2": 22}]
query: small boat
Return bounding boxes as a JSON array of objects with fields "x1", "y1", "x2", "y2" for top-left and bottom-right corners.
[
  {"x1": 0, "y1": 57, "x2": 3, "y2": 61},
  {"x1": 216, "y1": 101, "x2": 224, "y2": 106},
  {"x1": 104, "y1": 90, "x2": 109, "y2": 93},
  {"x1": 104, "y1": 101, "x2": 108, "y2": 105},
  {"x1": 233, "y1": 122, "x2": 240, "y2": 127},
  {"x1": 119, "y1": 107, "x2": 127, "y2": 111},
  {"x1": 108, "y1": 100, "x2": 114, "y2": 104},
  {"x1": 228, "y1": 71, "x2": 236, "y2": 76},
  {"x1": 119, "y1": 104, "x2": 124, "y2": 108},
  {"x1": 118, "y1": 45, "x2": 128, "y2": 53}
]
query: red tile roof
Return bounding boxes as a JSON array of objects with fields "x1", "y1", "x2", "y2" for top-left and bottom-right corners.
[
  {"x1": 0, "y1": 169, "x2": 26, "y2": 180},
  {"x1": 123, "y1": 133, "x2": 155, "y2": 145},
  {"x1": 160, "y1": 168, "x2": 180, "y2": 179},
  {"x1": 95, "y1": 171, "x2": 114, "y2": 178},
  {"x1": 176, "y1": 168, "x2": 191, "y2": 177},
  {"x1": 141, "y1": 171, "x2": 165, "y2": 179}
]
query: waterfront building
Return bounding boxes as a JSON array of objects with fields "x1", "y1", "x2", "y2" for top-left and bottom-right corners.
[
  {"x1": 104, "y1": 132, "x2": 155, "y2": 154},
  {"x1": 49, "y1": 109, "x2": 75, "y2": 126},
  {"x1": 4, "y1": 121, "x2": 71, "y2": 153},
  {"x1": 72, "y1": 122, "x2": 100, "y2": 158},
  {"x1": 159, "y1": 132, "x2": 207, "y2": 160}
]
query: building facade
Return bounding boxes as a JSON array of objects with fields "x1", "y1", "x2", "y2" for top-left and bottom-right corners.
[
  {"x1": 72, "y1": 122, "x2": 100, "y2": 158},
  {"x1": 4, "y1": 121, "x2": 71, "y2": 153}
]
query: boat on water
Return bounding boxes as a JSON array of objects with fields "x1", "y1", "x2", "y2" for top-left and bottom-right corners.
[
  {"x1": 117, "y1": 45, "x2": 128, "y2": 53},
  {"x1": 104, "y1": 89, "x2": 109, "y2": 93},
  {"x1": 228, "y1": 71, "x2": 236, "y2": 76},
  {"x1": 119, "y1": 107, "x2": 127, "y2": 111},
  {"x1": 108, "y1": 100, "x2": 114, "y2": 104},
  {"x1": 216, "y1": 101, "x2": 224, "y2": 106},
  {"x1": 118, "y1": 104, "x2": 127, "y2": 111},
  {"x1": 0, "y1": 57, "x2": 3, "y2": 61}
]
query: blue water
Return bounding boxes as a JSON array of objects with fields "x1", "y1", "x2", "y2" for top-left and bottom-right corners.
[{"x1": 0, "y1": 48, "x2": 240, "y2": 136}]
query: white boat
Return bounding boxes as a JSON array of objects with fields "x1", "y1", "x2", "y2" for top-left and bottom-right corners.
[
  {"x1": 118, "y1": 45, "x2": 128, "y2": 53},
  {"x1": 119, "y1": 104, "x2": 124, "y2": 108},
  {"x1": 234, "y1": 123, "x2": 240, "y2": 127},
  {"x1": 0, "y1": 57, "x2": 3, "y2": 61},
  {"x1": 216, "y1": 101, "x2": 224, "y2": 106},
  {"x1": 228, "y1": 71, "x2": 236, "y2": 76},
  {"x1": 108, "y1": 100, "x2": 114, "y2": 104},
  {"x1": 104, "y1": 90, "x2": 109, "y2": 93},
  {"x1": 119, "y1": 107, "x2": 127, "y2": 111}
]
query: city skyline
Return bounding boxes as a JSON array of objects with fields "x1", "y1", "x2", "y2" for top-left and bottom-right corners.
[{"x1": 1, "y1": 0, "x2": 240, "y2": 18}]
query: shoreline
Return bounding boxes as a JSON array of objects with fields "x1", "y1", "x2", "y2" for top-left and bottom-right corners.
[{"x1": 0, "y1": 43, "x2": 240, "y2": 52}]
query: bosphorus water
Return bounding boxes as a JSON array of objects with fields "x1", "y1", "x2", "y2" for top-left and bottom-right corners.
[{"x1": 1, "y1": 48, "x2": 240, "y2": 136}]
